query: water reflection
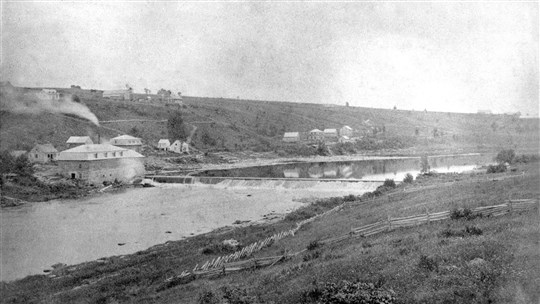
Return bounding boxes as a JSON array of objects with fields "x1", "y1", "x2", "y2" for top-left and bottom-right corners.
[{"x1": 198, "y1": 154, "x2": 493, "y2": 181}]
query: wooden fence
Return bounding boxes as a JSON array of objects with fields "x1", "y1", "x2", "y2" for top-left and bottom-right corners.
[{"x1": 166, "y1": 199, "x2": 538, "y2": 284}]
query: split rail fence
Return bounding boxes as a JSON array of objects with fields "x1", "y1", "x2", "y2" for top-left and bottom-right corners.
[{"x1": 165, "y1": 198, "x2": 538, "y2": 285}]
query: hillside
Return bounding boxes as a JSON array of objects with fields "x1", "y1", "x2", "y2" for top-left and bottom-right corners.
[
  {"x1": 1, "y1": 89, "x2": 538, "y2": 155},
  {"x1": 2, "y1": 161, "x2": 538, "y2": 303}
]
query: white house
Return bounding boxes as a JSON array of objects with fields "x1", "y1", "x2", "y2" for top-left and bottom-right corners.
[
  {"x1": 169, "y1": 140, "x2": 189, "y2": 154},
  {"x1": 37, "y1": 89, "x2": 60, "y2": 100},
  {"x1": 282, "y1": 132, "x2": 300, "y2": 143},
  {"x1": 157, "y1": 139, "x2": 171, "y2": 150},
  {"x1": 339, "y1": 126, "x2": 353, "y2": 137},
  {"x1": 29, "y1": 144, "x2": 58, "y2": 163},
  {"x1": 110, "y1": 135, "x2": 143, "y2": 152},
  {"x1": 67, "y1": 136, "x2": 94, "y2": 148}
]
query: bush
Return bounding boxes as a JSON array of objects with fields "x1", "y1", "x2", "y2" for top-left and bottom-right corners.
[
  {"x1": 514, "y1": 154, "x2": 539, "y2": 163},
  {"x1": 301, "y1": 280, "x2": 397, "y2": 304},
  {"x1": 383, "y1": 179, "x2": 396, "y2": 188},
  {"x1": 450, "y1": 208, "x2": 480, "y2": 220},
  {"x1": 495, "y1": 149, "x2": 515, "y2": 164},
  {"x1": 487, "y1": 164, "x2": 507, "y2": 174},
  {"x1": 403, "y1": 173, "x2": 414, "y2": 183},
  {"x1": 307, "y1": 240, "x2": 320, "y2": 251},
  {"x1": 303, "y1": 250, "x2": 322, "y2": 262},
  {"x1": 201, "y1": 242, "x2": 237, "y2": 255}
]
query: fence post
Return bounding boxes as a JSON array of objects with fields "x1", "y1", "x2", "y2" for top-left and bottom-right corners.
[
  {"x1": 508, "y1": 200, "x2": 513, "y2": 214},
  {"x1": 425, "y1": 207, "x2": 430, "y2": 224},
  {"x1": 387, "y1": 215, "x2": 392, "y2": 231}
]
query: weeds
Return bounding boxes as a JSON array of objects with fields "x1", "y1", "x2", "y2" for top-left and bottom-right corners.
[
  {"x1": 306, "y1": 240, "x2": 321, "y2": 251},
  {"x1": 487, "y1": 164, "x2": 507, "y2": 173},
  {"x1": 450, "y1": 208, "x2": 481, "y2": 220},
  {"x1": 301, "y1": 280, "x2": 397, "y2": 304},
  {"x1": 303, "y1": 250, "x2": 322, "y2": 262},
  {"x1": 441, "y1": 226, "x2": 483, "y2": 238}
]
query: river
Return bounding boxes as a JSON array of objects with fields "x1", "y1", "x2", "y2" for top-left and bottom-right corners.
[{"x1": 1, "y1": 153, "x2": 492, "y2": 281}]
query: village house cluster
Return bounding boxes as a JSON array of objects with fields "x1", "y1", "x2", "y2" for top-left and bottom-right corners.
[
  {"x1": 283, "y1": 125, "x2": 354, "y2": 144},
  {"x1": 12, "y1": 134, "x2": 194, "y2": 185}
]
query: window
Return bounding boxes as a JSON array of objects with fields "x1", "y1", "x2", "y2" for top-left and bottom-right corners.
[
  {"x1": 120, "y1": 151, "x2": 123, "y2": 156},
  {"x1": 79, "y1": 164, "x2": 82, "y2": 169},
  {"x1": 94, "y1": 153, "x2": 98, "y2": 158}
]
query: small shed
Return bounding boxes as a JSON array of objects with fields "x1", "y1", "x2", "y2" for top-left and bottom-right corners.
[
  {"x1": 168, "y1": 140, "x2": 189, "y2": 154},
  {"x1": 67, "y1": 136, "x2": 94, "y2": 148},
  {"x1": 282, "y1": 132, "x2": 300, "y2": 143},
  {"x1": 29, "y1": 144, "x2": 58, "y2": 163},
  {"x1": 157, "y1": 139, "x2": 171, "y2": 150}
]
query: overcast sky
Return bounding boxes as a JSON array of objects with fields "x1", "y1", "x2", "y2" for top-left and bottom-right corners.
[{"x1": 1, "y1": 1, "x2": 538, "y2": 116}]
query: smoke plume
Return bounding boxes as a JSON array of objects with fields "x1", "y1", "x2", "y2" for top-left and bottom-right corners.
[{"x1": 0, "y1": 87, "x2": 99, "y2": 126}]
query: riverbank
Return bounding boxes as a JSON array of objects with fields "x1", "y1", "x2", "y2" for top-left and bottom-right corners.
[{"x1": 2, "y1": 160, "x2": 538, "y2": 303}]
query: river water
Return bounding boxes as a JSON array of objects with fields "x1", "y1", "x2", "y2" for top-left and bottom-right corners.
[{"x1": 1, "y1": 154, "x2": 492, "y2": 281}]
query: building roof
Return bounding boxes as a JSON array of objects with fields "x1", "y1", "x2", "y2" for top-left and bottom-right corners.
[
  {"x1": 110, "y1": 135, "x2": 142, "y2": 146},
  {"x1": 341, "y1": 125, "x2": 353, "y2": 130},
  {"x1": 283, "y1": 132, "x2": 299, "y2": 137},
  {"x1": 31, "y1": 144, "x2": 58, "y2": 153},
  {"x1": 67, "y1": 136, "x2": 93, "y2": 144},
  {"x1": 57, "y1": 144, "x2": 143, "y2": 161},
  {"x1": 323, "y1": 128, "x2": 337, "y2": 134},
  {"x1": 111, "y1": 135, "x2": 140, "y2": 141},
  {"x1": 158, "y1": 139, "x2": 170, "y2": 144},
  {"x1": 309, "y1": 129, "x2": 323, "y2": 133}
]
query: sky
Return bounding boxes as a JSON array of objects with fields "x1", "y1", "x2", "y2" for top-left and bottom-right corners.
[{"x1": 1, "y1": 1, "x2": 538, "y2": 116}]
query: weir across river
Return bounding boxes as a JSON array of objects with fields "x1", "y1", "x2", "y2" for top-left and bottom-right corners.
[{"x1": 145, "y1": 175, "x2": 386, "y2": 184}]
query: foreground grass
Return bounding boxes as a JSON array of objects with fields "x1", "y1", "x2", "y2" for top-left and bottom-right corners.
[{"x1": 1, "y1": 162, "x2": 539, "y2": 304}]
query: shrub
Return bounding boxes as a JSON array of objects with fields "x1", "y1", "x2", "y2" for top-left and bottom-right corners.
[
  {"x1": 450, "y1": 208, "x2": 480, "y2": 220},
  {"x1": 514, "y1": 154, "x2": 539, "y2": 163},
  {"x1": 418, "y1": 255, "x2": 438, "y2": 272},
  {"x1": 495, "y1": 149, "x2": 515, "y2": 164},
  {"x1": 487, "y1": 164, "x2": 507, "y2": 174},
  {"x1": 303, "y1": 250, "x2": 322, "y2": 262},
  {"x1": 201, "y1": 242, "x2": 236, "y2": 255},
  {"x1": 383, "y1": 179, "x2": 396, "y2": 188},
  {"x1": 301, "y1": 280, "x2": 397, "y2": 304},
  {"x1": 307, "y1": 240, "x2": 320, "y2": 251},
  {"x1": 403, "y1": 173, "x2": 414, "y2": 183}
]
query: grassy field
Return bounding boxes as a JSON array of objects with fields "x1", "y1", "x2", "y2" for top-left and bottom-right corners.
[
  {"x1": 2, "y1": 161, "x2": 538, "y2": 304},
  {"x1": 1, "y1": 90, "x2": 538, "y2": 156}
]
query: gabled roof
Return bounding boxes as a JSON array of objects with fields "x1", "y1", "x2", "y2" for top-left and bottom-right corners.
[
  {"x1": 31, "y1": 144, "x2": 58, "y2": 153},
  {"x1": 283, "y1": 132, "x2": 299, "y2": 137},
  {"x1": 67, "y1": 136, "x2": 93, "y2": 144},
  {"x1": 309, "y1": 129, "x2": 323, "y2": 133},
  {"x1": 341, "y1": 125, "x2": 353, "y2": 130},
  {"x1": 323, "y1": 128, "x2": 337, "y2": 133},
  {"x1": 158, "y1": 139, "x2": 170, "y2": 144}
]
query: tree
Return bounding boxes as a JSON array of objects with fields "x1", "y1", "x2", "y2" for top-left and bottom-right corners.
[
  {"x1": 167, "y1": 111, "x2": 188, "y2": 141},
  {"x1": 495, "y1": 149, "x2": 515, "y2": 164},
  {"x1": 144, "y1": 88, "x2": 151, "y2": 95},
  {"x1": 415, "y1": 127, "x2": 420, "y2": 136}
]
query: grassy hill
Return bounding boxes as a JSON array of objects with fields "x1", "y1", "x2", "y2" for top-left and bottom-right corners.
[{"x1": 1, "y1": 88, "x2": 538, "y2": 155}]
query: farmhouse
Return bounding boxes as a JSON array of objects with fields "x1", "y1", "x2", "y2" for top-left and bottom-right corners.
[
  {"x1": 157, "y1": 139, "x2": 171, "y2": 150},
  {"x1": 110, "y1": 135, "x2": 143, "y2": 152},
  {"x1": 169, "y1": 140, "x2": 189, "y2": 154},
  {"x1": 308, "y1": 129, "x2": 324, "y2": 142},
  {"x1": 29, "y1": 144, "x2": 58, "y2": 163},
  {"x1": 37, "y1": 89, "x2": 60, "y2": 100},
  {"x1": 339, "y1": 126, "x2": 353, "y2": 137},
  {"x1": 323, "y1": 129, "x2": 338, "y2": 141},
  {"x1": 103, "y1": 89, "x2": 132, "y2": 100},
  {"x1": 66, "y1": 136, "x2": 94, "y2": 148},
  {"x1": 56, "y1": 144, "x2": 145, "y2": 184},
  {"x1": 282, "y1": 132, "x2": 300, "y2": 143}
]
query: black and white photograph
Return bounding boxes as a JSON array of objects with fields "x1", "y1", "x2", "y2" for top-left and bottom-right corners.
[{"x1": 1, "y1": 1, "x2": 539, "y2": 303}]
